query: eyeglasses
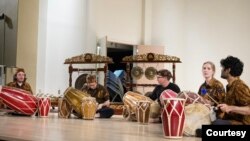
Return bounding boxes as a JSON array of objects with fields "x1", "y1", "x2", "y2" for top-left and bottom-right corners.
[{"x1": 157, "y1": 76, "x2": 163, "y2": 79}]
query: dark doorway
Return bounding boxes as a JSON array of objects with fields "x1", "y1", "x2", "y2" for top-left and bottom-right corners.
[{"x1": 106, "y1": 42, "x2": 133, "y2": 102}]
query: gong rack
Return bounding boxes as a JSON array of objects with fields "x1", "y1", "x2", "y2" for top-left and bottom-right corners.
[
  {"x1": 64, "y1": 53, "x2": 113, "y2": 87},
  {"x1": 121, "y1": 52, "x2": 181, "y2": 91}
]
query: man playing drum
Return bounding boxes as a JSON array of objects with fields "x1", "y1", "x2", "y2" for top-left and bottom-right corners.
[
  {"x1": 81, "y1": 74, "x2": 114, "y2": 118},
  {"x1": 214, "y1": 56, "x2": 250, "y2": 125},
  {"x1": 147, "y1": 69, "x2": 181, "y2": 122}
]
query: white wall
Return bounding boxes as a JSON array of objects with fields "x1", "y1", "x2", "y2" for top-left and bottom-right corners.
[
  {"x1": 36, "y1": 0, "x2": 144, "y2": 95},
  {"x1": 36, "y1": 0, "x2": 88, "y2": 95},
  {"x1": 151, "y1": 0, "x2": 250, "y2": 92},
  {"x1": 151, "y1": 0, "x2": 185, "y2": 90},
  {"x1": 17, "y1": 0, "x2": 39, "y2": 92},
  {"x1": 36, "y1": 0, "x2": 250, "y2": 95},
  {"x1": 95, "y1": 0, "x2": 143, "y2": 44}
]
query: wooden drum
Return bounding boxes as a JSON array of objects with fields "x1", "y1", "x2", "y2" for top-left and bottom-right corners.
[
  {"x1": 63, "y1": 87, "x2": 90, "y2": 118},
  {"x1": 81, "y1": 97, "x2": 98, "y2": 120},
  {"x1": 122, "y1": 91, "x2": 152, "y2": 121}
]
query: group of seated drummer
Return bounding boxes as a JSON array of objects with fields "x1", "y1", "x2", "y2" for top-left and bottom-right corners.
[
  {"x1": 0, "y1": 68, "x2": 114, "y2": 118},
  {"x1": 148, "y1": 55, "x2": 250, "y2": 126},
  {"x1": 1, "y1": 55, "x2": 250, "y2": 125}
]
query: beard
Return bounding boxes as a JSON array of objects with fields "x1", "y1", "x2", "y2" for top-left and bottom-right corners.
[{"x1": 221, "y1": 73, "x2": 228, "y2": 79}]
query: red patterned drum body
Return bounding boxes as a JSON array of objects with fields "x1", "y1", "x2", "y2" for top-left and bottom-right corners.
[
  {"x1": 81, "y1": 97, "x2": 98, "y2": 120},
  {"x1": 0, "y1": 86, "x2": 37, "y2": 115},
  {"x1": 161, "y1": 98, "x2": 185, "y2": 138},
  {"x1": 177, "y1": 91, "x2": 208, "y2": 106},
  {"x1": 160, "y1": 89, "x2": 178, "y2": 106},
  {"x1": 136, "y1": 100, "x2": 151, "y2": 124},
  {"x1": 38, "y1": 97, "x2": 51, "y2": 117}
]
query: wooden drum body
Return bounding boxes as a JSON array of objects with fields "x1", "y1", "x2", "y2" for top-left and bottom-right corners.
[
  {"x1": 63, "y1": 87, "x2": 90, "y2": 118},
  {"x1": 81, "y1": 97, "x2": 98, "y2": 120},
  {"x1": 122, "y1": 91, "x2": 152, "y2": 121},
  {"x1": 136, "y1": 100, "x2": 151, "y2": 124}
]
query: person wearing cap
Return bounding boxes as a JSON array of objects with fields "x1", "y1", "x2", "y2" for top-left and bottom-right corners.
[
  {"x1": 148, "y1": 69, "x2": 181, "y2": 122},
  {"x1": 81, "y1": 74, "x2": 114, "y2": 118},
  {"x1": 6, "y1": 68, "x2": 33, "y2": 94}
]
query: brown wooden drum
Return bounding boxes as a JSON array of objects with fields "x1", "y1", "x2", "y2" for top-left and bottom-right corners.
[
  {"x1": 81, "y1": 97, "x2": 98, "y2": 120},
  {"x1": 58, "y1": 97, "x2": 72, "y2": 118},
  {"x1": 63, "y1": 87, "x2": 90, "y2": 118},
  {"x1": 122, "y1": 91, "x2": 152, "y2": 121},
  {"x1": 136, "y1": 100, "x2": 151, "y2": 124}
]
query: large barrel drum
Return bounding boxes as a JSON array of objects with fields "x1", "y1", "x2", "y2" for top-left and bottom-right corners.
[
  {"x1": 0, "y1": 86, "x2": 37, "y2": 115},
  {"x1": 63, "y1": 87, "x2": 90, "y2": 118}
]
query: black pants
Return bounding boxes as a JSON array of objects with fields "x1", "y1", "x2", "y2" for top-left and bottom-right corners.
[
  {"x1": 212, "y1": 119, "x2": 232, "y2": 125},
  {"x1": 96, "y1": 107, "x2": 114, "y2": 118}
]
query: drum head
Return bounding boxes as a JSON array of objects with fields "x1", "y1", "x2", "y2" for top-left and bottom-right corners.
[
  {"x1": 184, "y1": 103, "x2": 211, "y2": 136},
  {"x1": 75, "y1": 74, "x2": 88, "y2": 90}
]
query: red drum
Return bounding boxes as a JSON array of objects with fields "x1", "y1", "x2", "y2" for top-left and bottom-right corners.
[
  {"x1": 177, "y1": 91, "x2": 208, "y2": 106},
  {"x1": 136, "y1": 100, "x2": 151, "y2": 124},
  {"x1": 160, "y1": 89, "x2": 178, "y2": 106},
  {"x1": 0, "y1": 86, "x2": 37, "y2": 115},
  {"x1": 38, "y1": 97, "x2": 51, "y2": 117},
  {"x1": 161, "y1": 98, "x2": 185, "y2": 138}
]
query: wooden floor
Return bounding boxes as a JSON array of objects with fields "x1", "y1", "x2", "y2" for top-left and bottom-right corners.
[{"x1": 0, "y1": 110, "x2": 201, "y2": 141}]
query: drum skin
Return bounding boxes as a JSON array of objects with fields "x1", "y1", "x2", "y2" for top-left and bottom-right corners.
[
  {"x1": 63, "y1": 87, "x2": 90, "y2": 118},
  {"x1": 0, "y1": 86, "x2": 37, "y2": 115},
  {"x1": 160, "y1": 89, "x2": 178, "y2": 106},
  {"x1": 122, "y1": 91, "x2": 152, "y2": 121},
  {"x1": 183, "y1": 103, "x2": 211, "y2": 136}
]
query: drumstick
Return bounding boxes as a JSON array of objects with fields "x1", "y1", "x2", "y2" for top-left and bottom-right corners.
[
  {"x1": 201, "y1": 88, "x2": 219, "y2": 105},
  {"x1": 205, "y1": 94, "x2": 219, "y2": 105}
]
